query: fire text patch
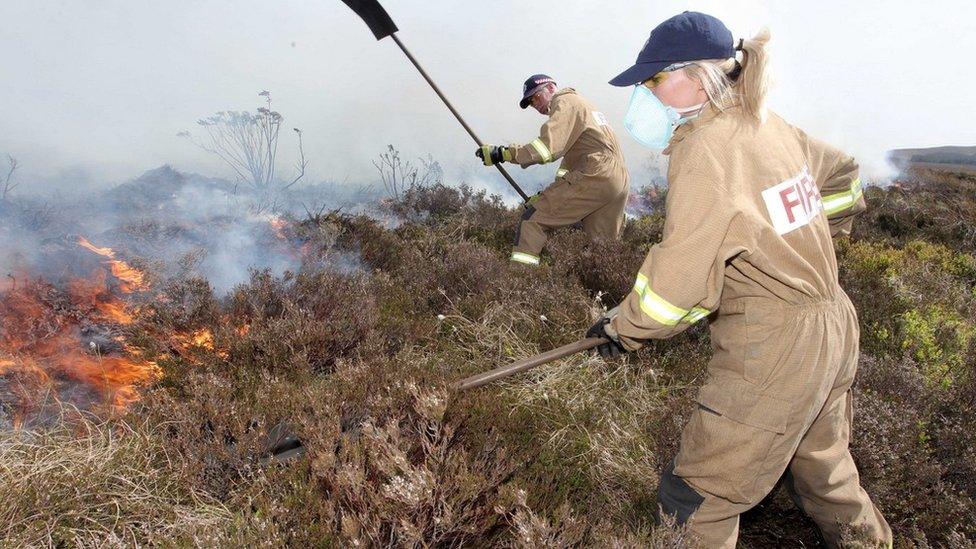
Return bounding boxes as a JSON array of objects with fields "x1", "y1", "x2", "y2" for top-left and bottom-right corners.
[{"x1": 761, "y1": 166, "x2": 822, "y2": 235}]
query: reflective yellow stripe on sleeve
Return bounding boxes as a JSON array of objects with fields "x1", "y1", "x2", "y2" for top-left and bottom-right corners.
[
  {"x1": 822, "y1": 177, "x2": 862, "y2": 216},
  {"x1": 633, "y1": 273, "x2": 648, "y2": 293},
  {"x1": 556, "y1": 168, "x2": 568, "y2": 178},
  {"x1": 633, "y1": 273, "x2": 710, "y2": 326},
  {"x1": 529, "y1": 138, "x2": 554, "y2": 164},
  {"x1": 511, "y1": 251, "x2": 540, "y2": 265}
]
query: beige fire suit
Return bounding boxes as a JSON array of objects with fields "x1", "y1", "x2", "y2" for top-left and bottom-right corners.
[
  {"x1": 608, "y1": 105, "x2": 892, "y2": 548},
  {"x1": 506, "y1": 88, "x2": 629, "y2": 266}
]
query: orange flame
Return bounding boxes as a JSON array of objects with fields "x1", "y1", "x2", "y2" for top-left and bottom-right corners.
[
  {"x1": 67, "y1": 273, "x2": 136, "y2": 325},
  {"x1": 96, "y1": 301, "x2": 134, "y2": 324},
  {"x1": 0, "y1": 356, "x2": 54, "y2": 428},
  {"x1": 171, "y1": 328, "x2": 229, "y2": 361},
  {"x1": 1, "y1": 275, "x2": 159, "y2": 418},
  {"x1": 1, "y1": 329, "x2": 160, "y2": 412},
  {"x1": 269, "y1": 216, "x2": 288, "y2": 240},
  {"x1": 76, "y1": 236, "x2": 148, "y2": 293},
  {"x1": 194, "y1": 330, "x2": 214, "y2": 348}
]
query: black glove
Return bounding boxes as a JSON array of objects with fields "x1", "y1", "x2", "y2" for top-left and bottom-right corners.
[
  {"x1": 586, "y1": 317, "x2": 628, "y2": 359},
  {"x1": 475, "y1": 145, "x2": 512, "y2": 166}
]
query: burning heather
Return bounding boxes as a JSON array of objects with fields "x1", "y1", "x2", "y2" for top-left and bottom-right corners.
[
  {"x1": 0, "y1": 234, "x2": 178, "y2": 424},
  {"x1": 0, "y1": 265, "x2": 159, "y2": 425},
  {"x1": 76, "y1": 236, "x2": 149, "y2": 293},
  {"x1": 0, "y1": 166, "x2": 370, "y2": 425}
]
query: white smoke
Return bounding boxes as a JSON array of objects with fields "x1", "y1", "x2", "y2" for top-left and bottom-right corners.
[{"x1": 3, "y1": 1, "x2": 974, "y2": 191}]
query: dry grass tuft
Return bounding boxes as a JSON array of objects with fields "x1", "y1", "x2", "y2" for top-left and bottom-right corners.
[{"x1": 0, "y1": 413, "x2": 246, "y2": 547}]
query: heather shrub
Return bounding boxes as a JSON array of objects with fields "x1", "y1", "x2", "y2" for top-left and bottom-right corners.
[
  {"x1": 384, "y1": 182, "x2": 518, "y2": 250},
  {"x1": 224, "y1": 269, "x2": 380, "y2": 374},
  {"x1": 853, "y1": 169, "x2": 976, "y2": 252},
  {"x1": 139, "y1": 364, "x2": 339, "y2": 499},
  {"x1": 848, "y1": 354, "x2": 976, "y2": 544},
  {"x1": 899, "y1": 305, "x2": 975, "y2": 386},
  {"x1": 852, "y1": 386, "x2": 976, "y2": 542},
  {"x1": 392, "y1": 233, "x2": 509, "y2": 315},
  {"x1": 621, "y1": 210, "x2": 667, "y2": 250},
  {"x1": 143, "y1": 274, "x2": 219, "y2": 331},
  {"x1": 329, "y1": 213, "x2": 408, "y2": 272},
  {"x1": 549, "y1": 231, "x2": 647, "y2": 303},
  {"x1": 501, "y1": 493, "x2": 703, "y2": 547},
  {"x1": 305, "y1": 384, "x2": 521, "y2": 547}
]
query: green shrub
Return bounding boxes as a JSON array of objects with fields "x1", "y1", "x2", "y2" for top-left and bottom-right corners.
[{"x1": 839, "y1": 239, "x2": 976, "y2": 380}]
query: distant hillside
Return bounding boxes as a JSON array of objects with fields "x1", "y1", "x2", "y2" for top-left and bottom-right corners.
[{"x1": 888, "y1": 145, "x2": 976, "y2": 172}]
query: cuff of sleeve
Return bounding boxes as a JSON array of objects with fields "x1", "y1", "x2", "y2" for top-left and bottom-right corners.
[
  {"x1": 609, "y1": 316, "x2": 643, "y2": 352},
  {"x1": 507, "y1": 143, "x2": 534, "y2": 168}
]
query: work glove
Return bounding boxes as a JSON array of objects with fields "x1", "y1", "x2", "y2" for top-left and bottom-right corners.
[
  {"x1": 586, "y1": 308, "x2": 628, "y2": 359},
  {"x1": 475, "y1": 145, "x2": 512, "y2": 166}
]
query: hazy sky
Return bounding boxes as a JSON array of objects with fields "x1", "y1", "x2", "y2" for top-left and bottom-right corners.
[{"x1": 3, "y1": 1, "x2": 975, "y2": 197}]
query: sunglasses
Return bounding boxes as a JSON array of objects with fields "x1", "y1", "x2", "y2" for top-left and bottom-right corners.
[{"x1": 642, "y1": 61, "x2": 695, "y2": 88}]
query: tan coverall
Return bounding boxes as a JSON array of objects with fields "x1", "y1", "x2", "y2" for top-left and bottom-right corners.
[
  {"x1": 507, "y1": 88, "x2": 630, "y2": 266},
  {"x1": 609, "y1": 105, "x2": 892, "y2": 548}
]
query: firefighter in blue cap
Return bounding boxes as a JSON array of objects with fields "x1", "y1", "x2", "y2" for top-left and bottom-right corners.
[
  {"x1": 476, "y1": 75, "x2": 629, "y2": 266},
  {"x1": 585, "y1": 11, "x2": 892, "y2": 548}
]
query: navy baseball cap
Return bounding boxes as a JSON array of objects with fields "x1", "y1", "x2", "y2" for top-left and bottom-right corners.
[
  {"x1": 609, "y1": 11, "x2": 734, "y2": 87},
  {"x1": 519, "y1": 74, "x2": 556, "y2": 109}
]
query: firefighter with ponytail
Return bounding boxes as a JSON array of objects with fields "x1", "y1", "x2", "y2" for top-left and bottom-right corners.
[{"x1": 586, "y1": 11, "x2": 892, "y2": 548}]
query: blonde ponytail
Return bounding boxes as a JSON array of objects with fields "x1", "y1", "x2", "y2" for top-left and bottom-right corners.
[
  {"x1": 737, "y1": 28, "x2": 771, "y2": 122},
  {"x1": 684, "y1": 27, "x2": 772, "y2": 124}
]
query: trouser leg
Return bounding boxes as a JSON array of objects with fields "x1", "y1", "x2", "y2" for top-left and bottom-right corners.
[
  {"x1": 581, "y1": 170, "x2": 628, "y2": 240},
  {"x1": 581, "y1": 184, "x2": 628, "y2": 240},
  {"x1": 658, "y1": 459, "x2": 743, "y2": 549},
  {"x1": 512, "y1": 176, "x2": 618, "y2": 265},
  {"x1": 662, "y1": 385, "x2": 799, "y2": 548},
  {"x1": 511, "y1": 204, "x2": 547, "y2": 265},
  {"x1": 662, "y1": 413, "x2": 792, "y2": 548},
  {"x1": 788, "y1": 388, "x2": 892, "y2": 547}
]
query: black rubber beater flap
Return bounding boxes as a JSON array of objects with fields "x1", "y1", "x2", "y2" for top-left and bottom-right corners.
[{"x1": 340, "y1": 0, "x2": 399, "y2": 40}]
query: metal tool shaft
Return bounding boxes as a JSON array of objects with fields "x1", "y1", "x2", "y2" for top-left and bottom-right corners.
[{"x1": 390, "y1": 34, "x2": 530, "y2": 202}]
